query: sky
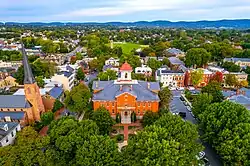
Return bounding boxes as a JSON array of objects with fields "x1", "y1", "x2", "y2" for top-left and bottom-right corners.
[{"x1": 1, "y1": 0, "x2": 250, "y2": 22}]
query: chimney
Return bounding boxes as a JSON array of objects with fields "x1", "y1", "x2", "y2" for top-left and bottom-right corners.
[
  {"x1": 120, "y1": 85, "x2": 123, "y2": 91},
  {"x1": 147, "y1": 83, "x2": 150, "y2": 89},
  {"x1": 96, "y1": 81, "x2": 98, "y2": 88}
]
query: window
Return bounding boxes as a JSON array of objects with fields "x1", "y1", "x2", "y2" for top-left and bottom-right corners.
[
  {"x1": 112, "y1": 109, "x2": 115, "y2": 114},
  {"x1": 7, "y1": 109, "x2": 10, "y2": 111},
  {"x1": 16, "y1": 128, "x2": 18, "y2": 132},
  {"x1": 21, "y1": 109, "x2": 23, "y2": 111},
  {"x1": 6, "y1": 138, "x2": 8, "y2": 143},
  {"x1": 112, "y1": 103, "x2": 115, "y2": 107},
  {"x1": 11, "y1": 132, "x2": 14, "y2": 137},
  {"x1": 138, "y1": 103, "x2": 140, "y2": 107},
  {"x1": 143, "y1": 103, "x2": 146, "y2": 107},
  {"x1": 148, "y1": 103, "x2": 151, "y2": 107},
  {"x1": 14, "y1": 109, "x2": 16, "y2": 111},
  {"x1": 137, "y1": 110, "x2": 140, "y2": 114}
]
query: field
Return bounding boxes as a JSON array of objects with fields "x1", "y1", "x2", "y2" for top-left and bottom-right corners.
[{"x1": 108, "y1": 42, "x2": 149, "y2": 55}]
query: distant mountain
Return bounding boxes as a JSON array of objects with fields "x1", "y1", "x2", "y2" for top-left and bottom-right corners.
[{"x1": 1, "y1": 19, "x2": 250, "y2": 29}]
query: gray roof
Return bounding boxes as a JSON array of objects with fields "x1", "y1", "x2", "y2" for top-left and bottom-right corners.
[
  {"x1": 0, "y1": 95, "x2": 31, "y2": 108},
  {"x1": 224, "y1": 58, "x2": 250, "y2": 63},
  {"x1": 22, "y1": 42, "x2": 36, "y2": 84},
  {"x1": 92, "y1": 80, "x2": 160, "y2": 101},
  {"x1": 168, "y1": 57, "x2": 185, "y2": 65},
  {"x1": 0, "y1": 112, "x2": 25, "y2": 120},
  {"x1": 0, "y1": 122, "x2": 19, "y2": 140},
  {"x1": 167, "y1": 48, "x2": 183, "y2": 55},
  {"x1": 229, "y1": 95, "x2": 250, "y2": 105}
]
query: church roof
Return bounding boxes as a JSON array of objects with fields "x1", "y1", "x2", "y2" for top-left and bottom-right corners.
[
  {"x1": 21, "y1": 43, "x2": 35, "y2": 84},
  {"x1": 0, "y1": 95, "x2": 31, "y2": 108},
  {"x1": 92, "y1": 80, "x2": 160, "y2": 101},
  {"x1": 120, "y1": 62, "x2": 133, "y2": 71}
]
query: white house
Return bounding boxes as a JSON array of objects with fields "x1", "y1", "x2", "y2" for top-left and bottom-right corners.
[
  {"x1": 135, "y1": 65, "x2": 152, "y2": 76},
  {"x1": 0, "y1": 122, "x2": 21, "y2": 147},
  {"x1": 155, "y1": 67, "x2": 185, "y2": 88},
  {"x1": 105, "y1": 57, "x2": 120, "y2": 67},
  {"x1": 51, "y1": 71, "x2": 75, "y2": 91}
]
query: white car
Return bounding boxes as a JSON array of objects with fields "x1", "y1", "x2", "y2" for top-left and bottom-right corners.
[
  {"x1": 188, "y1": 86, "x2": 195, "y2": 91},
  {"x1": 169, "y1": 87, "x2": 176, "y2": 91},
  {"x1": 197, "y1": 151, "x2": 206, "y2": 160},
  {"x1": 177, "y1": 87, "x2": 185, "y2": 91},
  {"x1": 187, "y1": 106, "x2": 192, "y2": 112}
]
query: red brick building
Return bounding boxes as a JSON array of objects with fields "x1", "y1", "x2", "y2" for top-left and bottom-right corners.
[{"x1": 92, "y1": 62, "x2": 160, "y2": 124}]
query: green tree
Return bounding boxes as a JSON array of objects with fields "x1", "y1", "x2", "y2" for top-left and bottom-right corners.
[
  {"x1": 35, "y1": 76, "x2": 45, "y2": 88},
  {"x1": 185, "y1": 48, "x2": 211, "y2": 68},
  {"x1": 13, "y1": 65, "x2": 24, "y2": 85},
  {"x1": 41, "y1": 111, "x2": 54, "y2": 126},
  {"x1": 97, "y1": 69, "x2": 117, "y2": 81},
  {"x1": 142, "y1": 111, "x2": 159, "y2": 127},
  {"x1": 159, "y1": 87, "x2": 172, "y2": 110},
  {"x1": 0, "y1": 127, "x2": 50, "y2": 166},
  {"x1": 122, "y1": 113, "x2": 203, "y2": 166},
  {"x1": 191, "y1": 69, "x2": 204, "y2": 87},
  {"x1": 192, "y1": 93, "x2": 213, "y2": 118},
  {"x1": 64, "y1": 83, "x2": 91, "y2": 113},
  {"x1": 201, "y1": 81, "x2": 224, "y2": 103},
  {"x1": 76, "y1": 68, "x2": 85, "y2": 81},
  {"x1": 90, "y1": 107, "x2": 115, "y2": 135},
  {"x1": 147, "y1": 58, "x2": 162, "y2": 71},
  {"x1": 75, "y1": 135, "x2": 121, "y2": 166},
  {"x1": 222, "y1": 61, "x2": 241, "y2": 72},
  {"x1": 119, "y1": 54, "x2": 141, "y2": 69},
  {"x1": 225, "y1": 74, "x2": 238, "y2": 87},
  {"x1": 76, "y1": 52, "x2": 83, "y2": 60},
  {"x1": 199, "y1": 101, "x2": 250, "y2": 165},
  {"x1": 52, "y1": 99, "x2": 64, "y2": 113}
]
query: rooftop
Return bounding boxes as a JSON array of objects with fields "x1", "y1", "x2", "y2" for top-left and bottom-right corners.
[
  {"x1": 0, "y1": 122, "x2": 19, "y2": 140},
  {"x1": 120, "y1": 62, "x2": 133, "y2": 71},
  {"x1": 168, "y1": 57, "x2": 184, "y2": 65},
  {"x1": 167, "y1": 48, "x2": 183, "y2": 55},
  {"x1": 0, "y1": 95, "x2": 31, "y2": 108},
  {"x1": 224, "y1": 58, "x2": 250, "y2": 63}
]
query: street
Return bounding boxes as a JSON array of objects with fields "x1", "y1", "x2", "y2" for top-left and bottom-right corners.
[{"x1": 170, "y1": 90, "x2": 222, "y2": 166}]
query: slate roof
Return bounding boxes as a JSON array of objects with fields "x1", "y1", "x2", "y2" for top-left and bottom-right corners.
[
  {"x1": 49, "y1": 87, "x2": 64, "y2": 99},
  {"x1": 168, "y1": 57, "x2": 185, "y2": 65},
  {"x1": 92, "y1": 80, "x2": 160, "y2": 101},
  {"x1": 103, "y1": 64, "x2": 113, "y2": 71},
  {"x1": 0, "y1": 95, "x2": 31, "y2": 108},
  {"x1": 167, "y1": 48, "x2": 183, "y2": 55},
  {"x1": 224, "y1": 58, "x2": 250, "y2": 63},
  {"x1": 229, "y1": 95, "x2": 250, "y2": 105},
  {"x1": 57, "y1": 71, "x2": 73, "y2": 78},
  {"x1": 0, "y1": 112, "x2": 25, "y2": 120},
  {"x1": 0, "y1": 122, "x2": 19, "y2": 140}
]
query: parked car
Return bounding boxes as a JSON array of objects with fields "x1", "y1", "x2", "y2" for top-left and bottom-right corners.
[
  {"x1": 178, "y1": 112, "x2": 186, "y2": 118},
  {"x1": 188, "y1": 86, "x2": 195, "y2": 90},
  {"x1": 199, "y1": 157, "x2": 211, "y2": 166},
  {"x1": 197, "y1": 151, "x2": 205, "y2": 160},
  {"x1": 187, "y1": 106, "x2": 192, "y2": 112},
  {"x1": 177, "y1": 87, "x2": 185, "y2": 91},
  {"x1": 169, "y1": 87, "x2": 176, "y2": 90},
  {"x1": 190, "y1": 112, "x2": 196, "y2": 118},
  {"x1": 172, "y1": 112, "x2": 178, "y2": 115},
  {"x1": 183, "y1": 101, "x2": 188, "y2": 106},
  {"x1": 180, "y1": 96, "x2": 185, "y2": 101}
]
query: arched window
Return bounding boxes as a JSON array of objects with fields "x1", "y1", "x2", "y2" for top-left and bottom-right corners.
[{"x1": 125, "y1": 73, "x2": 128, "y2": 79}]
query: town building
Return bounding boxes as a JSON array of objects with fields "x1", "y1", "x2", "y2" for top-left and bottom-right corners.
[
  {"x1": 225, "y1": 88, "x2": 250, "y2": 110},
  {"x1": 51, "y1": 71, "x2": 75, "y2": 91},
  {"x1": 168, "y1": 57, "x2": 185, "y2": 70},
  {"x1": 40, "y1": 54, "x2": 66, "y2": 65},
  {"x1": 105, "y1": 57, "x2": 120, "y2": 67},
  {"x1": 0, "y1": 44, "x2": 45, "y2": 126},
  {"x1": 224, "y1": 58, "x2": 250, "y2": 68},
  {"x1": 222, "y1": 72, "x2": 248, "y2": 88},
  {"x1": 92, "y1": 62, "x2": 160, "y2": 124},
  {"x1": 135, "y1": 65, "x2": 152, "y2": 76},
  {"x1": 103, "y1": 64, "x2": 119, "y2": 73},
  {"x1": 163, "y1": 48, "x2": 185, "y2": 57},
  {"x1": 155, "y1": 66, "x2": 185, "y2": 88},
  {"x1": 0, "y1": 122, "x2": 21, "y2": 147},
  {"x1": 185, "y1": 68, "x2": 213, "y2": 87},
  {"x1": 0, "y1": 76, "x2": 18, "y2": 88}
]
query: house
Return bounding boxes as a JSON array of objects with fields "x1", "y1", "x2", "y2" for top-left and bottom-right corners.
[
  {"x1": 92, "y1": 62, "x2": 160, "y2": 124},
  {"x1": 40, "y1": 54, "x2": 66, "y2": 65},
  {"x1": 0, "y1": 60, "x2": 22, "y2": 68},
  {"x1": 135, "y1": 65, "x2": 152, "y2": 76},
  {"x1": 0, "y1": 44, "x2": 45, "y2": 126},
  {"x1": 0, "y1": 76, "x2": 18, "y2": 88},
  {"x1": 168, "y1": 57, "x2": 185, "y2": 70},
  {"x1": 105, "y1": 57, "x2": 120, "y2": 67},
  {"x1": 224, "y1": 58, "x2": 250, "y2": 68},
  {"x1": 0, "y1": 122, "x2": 21, "y2": 147},
  {"x1": 185, "y1": 68, "x2": 213, "y2": 87},
  {"x1": 164, "y1": 48, "x2": 185, "y2": 57},
  {"x1": 222, "y1": 72, "x2": 248, "y2": 88},
  {"x1": 226, "y1": 88, "x2": 250, "y2": 110},
  {"x1": 155, "y1": 67, "x2": 185, "y2": 88},
  {"x1": 51, "y1": 71, "x2": 75, "y2": 91}
]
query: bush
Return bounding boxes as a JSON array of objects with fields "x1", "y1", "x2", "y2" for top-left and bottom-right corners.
[
  {"x1": 52, "y1": 99, "x2": 64, "y2": 113},
  {"x1": 41, "y1": 112, "x2": 54, "y2": 126}
]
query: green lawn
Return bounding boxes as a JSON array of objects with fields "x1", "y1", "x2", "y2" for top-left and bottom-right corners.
[{"x1": 108, "y1": 42, "x2": 149, "y2": 55}]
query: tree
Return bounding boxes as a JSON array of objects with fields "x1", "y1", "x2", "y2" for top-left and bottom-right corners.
[
  {"x1": 222, "y1": 61, "x2": 241, "y2": 72},
  {"x1": 225, "y1": 74, "x2": 238, "y2": 87},
  {"x1": 35, "y1": 76, "x2": 45, "y2": 88},
  {"x1": 147, "y1": 58, "x2": 162, "y2": 71},
  {"x1": 76, "y1": 68, "x2": 85, "y2": 81},
  {"x1": 191, "y1": 69, "x2": 204, "y2": 87},
  {"x1": 90, "y1": 107, "x2": 115, "y2": 135},
  {"x1": 119, "y1": 54, "x2": 141, "y2": 69},
  {"x1": 192, "y1": 93, "x2": 213, "y2": 118},
  {"x1": 185, "y1": 48, "x2": 211, "y2": 68},
  {"x1": 0, "y1": 127, "x2": 50, "y2": 166},
  {"x1": 159, "y1": 87, "x2": 172, "y2": 110},
  {"x1": 52, "y1": 99, "x2": 64, "y2": 113},
  {"x1": 41, "y1": 111, "x2": 54, "y2": 126},
  {"x1": 201, "y1": 81, "x2": 224, "y2": 103},
  {"x1": 142, "y1": 111, "x2": 159, "y2": 127},
  {"x1": 75, "y1": 135, "x2": 121, "y2": 166},
  {"x1": 76, "y1": 52, "x2": 83, "y2": 60},
  {"x1": 97, "y1": 69, "x2": 117, "y2": 81},
  {"x1": 122, "y1": 113, "x2": 203, "y2": 166},
  {"x1": 238, "y1": 80, "x2": 249, "y2": 88},
  {"x1": 199, "y1": 101, "x2": 250, "y2": 165},
  {"x1": 210, "y1": 71, "x2": 223, "y2": 83},
  {"x1": 13, "y1": 65, "x2": 24, "y2": 85},
  {"x1": 162, "y1": 57, "x2": 170, "y2": 66},
  {"x1": 64, "y1": 83, "x2": 91, "y2": 113}
]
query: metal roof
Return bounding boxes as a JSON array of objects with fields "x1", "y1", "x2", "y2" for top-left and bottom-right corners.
[
  {"x1": 49, "y1": 87, "x2": 64, "y2": 99},
  {"x1": 168, "y1": 57, "x2": 185, "y2": 65},
  {"x1": 0, "y1": 95, "x2": 31, "y2": 108},
  {"x1": 21, "y1": 43, "x2": 35, "y2": 84},
  {"x1": 0, "y1": 122, "x2": 19, "y2": 140},
  {"x1": 0, "y1": 112, "x2": 25, "y2": 120}
]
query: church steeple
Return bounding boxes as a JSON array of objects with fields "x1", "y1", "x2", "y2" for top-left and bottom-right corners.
[{"x1": 21, "y1": 43, "x2": 35, "y2": 84}]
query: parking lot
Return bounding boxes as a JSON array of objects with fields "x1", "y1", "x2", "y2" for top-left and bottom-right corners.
[{"x1": 170, "y1": 90, "x2": 222, "y2": 166}]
